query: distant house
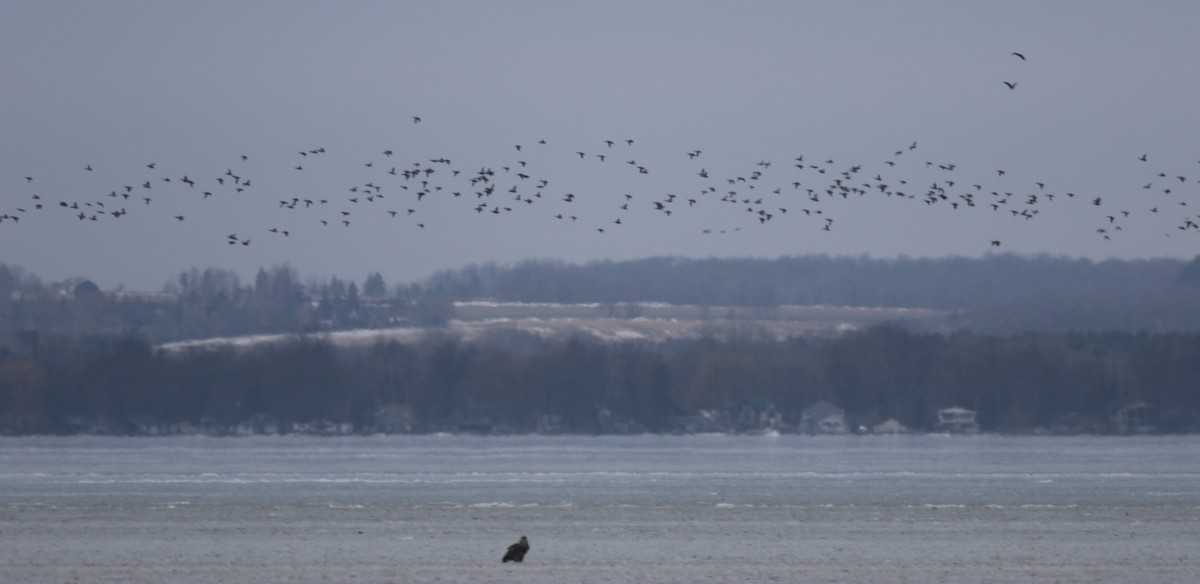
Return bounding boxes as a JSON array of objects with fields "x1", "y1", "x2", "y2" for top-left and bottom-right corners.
[
  {"x1": 536, "y1": 413, "x2": 565, "y2": 434},
  {"x1": 935, "y1": 406, "x2": 979, "y2": 434},
  {"x1": 1113, "y1": 401, "x2": 1154, "y2": 434},
  {"x1": 872, "y1": 418, "x2": 910, "y2": 435},
  {"x1": 799, "y1": 400, "x2": 848, "y2": 434},
  {"x1": 237, "y1": 413, "x2": 281, "y2": 435},
  {"x1": 374, "y1": 403, "x2": 417, "y2": 433},
  {"x1": 725, "y1": 399, "x2": 782, "y2": 433}
]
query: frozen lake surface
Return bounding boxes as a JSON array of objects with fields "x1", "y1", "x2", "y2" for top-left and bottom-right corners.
[{"x1": 2, "y1": 434, "x2": 1199, "y2": 583}]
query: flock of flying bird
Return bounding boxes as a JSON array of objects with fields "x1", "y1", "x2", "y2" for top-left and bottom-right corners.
[
  {"x1": 5, "y1": 54, "x2": 1200, "y2": 252},
  {"x1": 5, "y1": 128, "x2": 1200, "y2": 252}
]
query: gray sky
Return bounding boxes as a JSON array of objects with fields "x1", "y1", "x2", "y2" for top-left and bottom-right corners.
[{"x1": 3, "y1": 1, "x2": 1199, "y2": 290}]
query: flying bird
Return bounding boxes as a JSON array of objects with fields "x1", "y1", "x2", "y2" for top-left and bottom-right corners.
[
  {"x1": 1011, "y1": 52, "x2": 1026, "y2": 61},
  {"x1": 502, "y1": 536, "x2": 530, "y2": 563},
  {"x1": 1003, "y1": 81, "x2": 1017, "y2": 90}
]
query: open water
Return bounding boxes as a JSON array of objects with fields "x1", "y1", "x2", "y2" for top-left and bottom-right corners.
[{"x1": 2, "y1": 434, "x2": 1198, "y2": 583}]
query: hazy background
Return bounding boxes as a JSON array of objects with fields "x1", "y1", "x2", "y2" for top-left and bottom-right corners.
[{"x1": 3, "y1": 1, "x2": 1199, "y2": 290}]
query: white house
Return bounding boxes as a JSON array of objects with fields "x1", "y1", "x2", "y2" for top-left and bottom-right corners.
[
  {"x1": 935, "y1": 406, "x2": 979, "y2": 434},
  {"x1": 799, "y1": 400, "x2": 848, "y2": 434}
]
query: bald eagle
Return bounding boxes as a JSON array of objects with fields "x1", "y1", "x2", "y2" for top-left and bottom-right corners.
[{"x1": 502, "y1": 536, "x2": 529, "y2": 563}]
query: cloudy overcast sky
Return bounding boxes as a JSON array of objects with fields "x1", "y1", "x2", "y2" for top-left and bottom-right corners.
[{"x1": 2, "y1": 1, "x2": 1198, "y2": 290}]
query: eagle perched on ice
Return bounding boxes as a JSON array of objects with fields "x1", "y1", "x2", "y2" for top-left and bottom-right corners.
[{"x1": 502, "y1": 536, "x2": 530, "y2": 563}]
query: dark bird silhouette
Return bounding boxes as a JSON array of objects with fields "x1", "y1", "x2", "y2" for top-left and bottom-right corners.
[
  {"x1": 1011, "y1": 52, "x2": 1026, "y2": 61},
  {"x1": 503, "y1": 536, "x2": 530, "y2": 563},
  {"x1": 1003, "y1": 81, "x2": 1017, "y2": 89}
]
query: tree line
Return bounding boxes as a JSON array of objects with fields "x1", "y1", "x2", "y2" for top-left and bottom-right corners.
[
  {"x1": 410, "y1": 254, "x2": 1200, "y2": 333},
  {"x1": 3, "y1": 254, "x2": 1200, "y2": 344},
  {"x1": 3, "y1": 324, "x2": 1198, "y2": 435},
  {"x1": 0, "y1": 264, "x2": 452, "y2": 344}
]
